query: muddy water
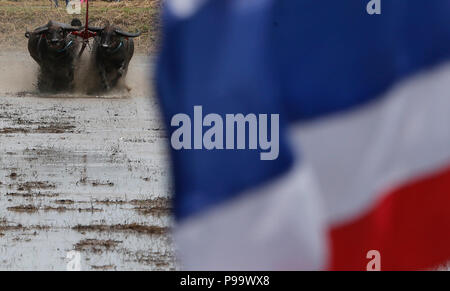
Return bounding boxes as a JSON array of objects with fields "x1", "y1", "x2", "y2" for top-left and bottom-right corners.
[{"x1": 0, "y1": 51, "x2": 176, "y2": 270}]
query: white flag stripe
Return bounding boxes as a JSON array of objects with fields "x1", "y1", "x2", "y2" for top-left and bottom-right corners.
[
  {"x1": 294, "y1": 61, "x2": 450, "y2": 225},
  {"x1": 174, "y1": 162, "x2": 328, "y2": 270}
]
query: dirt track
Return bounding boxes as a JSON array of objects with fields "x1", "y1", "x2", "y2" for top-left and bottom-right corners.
[{"x1": 0, "y1": 51, "x2": 176, "y2": 270}]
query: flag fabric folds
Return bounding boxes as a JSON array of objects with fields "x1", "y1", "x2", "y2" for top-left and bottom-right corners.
[{"x1": 156, "y1": 0, "x2": 450, "y2": 270}]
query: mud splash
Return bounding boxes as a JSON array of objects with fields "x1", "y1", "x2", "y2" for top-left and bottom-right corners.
[{"x1": 0, "y1": 50, "x2": 154, "y2": 98}]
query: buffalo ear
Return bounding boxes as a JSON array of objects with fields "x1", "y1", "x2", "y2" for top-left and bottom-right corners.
[
  {"x1": 115, "y1": 29, "x2": 141, "y2": 38},
  {"x1": 25, "y1": 31, "x2": 31, "y2": 38}
]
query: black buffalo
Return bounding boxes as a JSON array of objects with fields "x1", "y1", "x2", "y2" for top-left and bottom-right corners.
[
  {"x1": 88, "y1": 23, "x2": 141, "y2": 91},
  {"x1": 25, "y1": 21, "x2": 82, "y2": 92}
]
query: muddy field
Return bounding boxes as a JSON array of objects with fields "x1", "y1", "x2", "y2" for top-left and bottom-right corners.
[{"x1": 0, "y1": 51, "x2": 176, "y2": 270}]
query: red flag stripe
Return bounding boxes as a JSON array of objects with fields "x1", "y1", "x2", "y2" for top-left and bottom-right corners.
[{"x1": 329, "y1": 164, "x2": 450, "y2": 270}]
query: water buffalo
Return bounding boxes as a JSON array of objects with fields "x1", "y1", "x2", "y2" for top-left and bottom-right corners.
[
  {"x1": 25, "y1": 21, "x2": 82, "y2": 92},
  {"x1": 88, "y1": 23, "x2": 141, "y2": 91}
]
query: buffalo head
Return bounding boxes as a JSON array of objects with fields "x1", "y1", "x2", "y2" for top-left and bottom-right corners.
[
  {"x1": 88, "y1": 23, "x2": 141, "y2": 52},
  {"x1": 25, "y1": 21, "x2": 81, "y2": 52}
]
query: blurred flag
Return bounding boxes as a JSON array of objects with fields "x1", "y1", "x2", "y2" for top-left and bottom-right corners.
[{"x1": 157, "y1": 0, "x2": 450, "y2": 270}]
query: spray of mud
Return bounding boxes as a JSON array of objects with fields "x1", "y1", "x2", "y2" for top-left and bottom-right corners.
[
  {"x1": 0, "y1": 50, "x2": 152, "y2": 98},
  {"x1": 74, "y1": 52, "x2": 108, "y2": 94},
  {"x1": 0, "y1": 52, "x2": 37, "y2": 94}
]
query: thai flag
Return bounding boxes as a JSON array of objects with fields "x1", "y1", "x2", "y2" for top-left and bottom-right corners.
[{"x1": 156, "y1": 0, "x2": 450, "y2": 270}]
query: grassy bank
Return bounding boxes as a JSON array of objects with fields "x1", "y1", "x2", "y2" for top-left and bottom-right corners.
[{"x1": 0, "y1": 0, "x2": 160, "y2": 54}]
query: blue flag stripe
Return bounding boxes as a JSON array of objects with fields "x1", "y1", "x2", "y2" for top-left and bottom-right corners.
[{"x1": 157, "y1": 0, "x2": 450, "y2": 220}]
